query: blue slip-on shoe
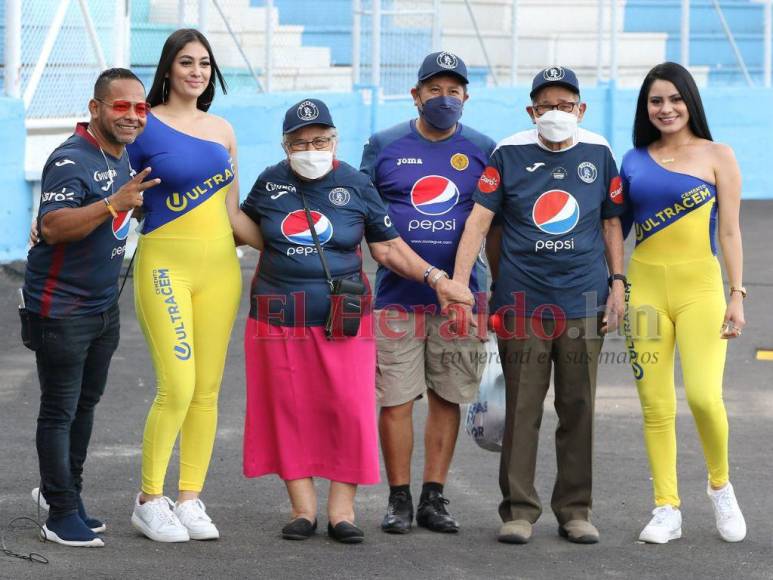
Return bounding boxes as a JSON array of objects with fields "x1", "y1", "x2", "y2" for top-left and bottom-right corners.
[
  {"x1": 41, "y1": 513, "x2": 104, "y2": 547},
  {"x1": 32, "y1": 487, "x2": 106, "y2": 533}
]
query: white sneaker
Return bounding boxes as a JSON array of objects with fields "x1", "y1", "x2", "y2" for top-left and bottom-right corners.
[
  {"x1": 31, "y1": 487, "x2": 50, "y2": 511},
  {"x1": 639, "y1": 505, "x2": 682, "y2": 544},
  {"x1": 131, "y1": 494, "x2": 190, "y2": 543},
  {"x1": 708, "y1": 482, "x2": 746, "y2": 542},
  {"x1": 174, "y1": 499, "x2": 220, "y2": 540}
]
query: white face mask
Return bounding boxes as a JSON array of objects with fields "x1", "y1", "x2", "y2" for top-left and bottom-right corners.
[
  {"x1": 535, "y1": 109, "x2": 578, "y2": 143},
  {"x1": 288, "y1": 150, "x2": 334, "y2": 180}
]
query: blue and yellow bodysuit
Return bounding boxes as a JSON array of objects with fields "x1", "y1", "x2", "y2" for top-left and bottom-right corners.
[
  {"x1": 621, "y1": 147, "x2": 728, "y2": 508},
  {"x1": 128, "y1": 114, "x2": 241, "y2": 495}
]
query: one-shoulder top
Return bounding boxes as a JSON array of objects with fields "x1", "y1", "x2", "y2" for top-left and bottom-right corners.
[
  {"x1": 127, "y1": 113, "x2": 234, "y2": 239},
  {"x1": 620, "y1": 147, "x2": 718, "y2": 264}
]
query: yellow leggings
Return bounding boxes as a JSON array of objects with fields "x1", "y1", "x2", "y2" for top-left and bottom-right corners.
[
  {"x1": 134, "y1": 233, "x2": 241, "y2": 494},
  {"x1": 625, "y1": 256, "x2": 729, "y2": 508}
]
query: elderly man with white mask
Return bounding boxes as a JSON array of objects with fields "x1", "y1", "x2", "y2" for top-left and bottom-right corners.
[{"x1": 443, "y1": 67, "x2": 627, "y2": 545}]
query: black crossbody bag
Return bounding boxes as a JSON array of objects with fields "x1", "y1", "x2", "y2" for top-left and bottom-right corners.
[{"x1": 297, "y1": 187, "x2": 367, "y2": 338}]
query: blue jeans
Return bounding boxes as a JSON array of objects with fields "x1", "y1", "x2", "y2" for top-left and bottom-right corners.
[{"x1": 32, "y1": 304, "x2": 120, "y2": 518}]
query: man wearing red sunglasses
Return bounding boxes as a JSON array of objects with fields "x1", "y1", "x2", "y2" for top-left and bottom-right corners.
[{"x1": 22, "y1": 68, "x2": 159, "y2": 547}]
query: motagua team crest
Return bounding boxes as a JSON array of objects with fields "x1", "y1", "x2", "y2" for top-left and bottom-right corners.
[{"x1": 450, "y1": 153, "x2": 469, "y2": 172}]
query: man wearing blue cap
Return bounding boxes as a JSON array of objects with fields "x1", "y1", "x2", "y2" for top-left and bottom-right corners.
[
  {"x1": 360, "y1": 52, "x2": 496, "y2": 535},
  {"x1": 445, "y1": 66, "x2": 626, "y2": 544}
]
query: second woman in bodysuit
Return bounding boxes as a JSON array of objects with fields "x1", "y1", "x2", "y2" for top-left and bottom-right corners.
[{"x1": 621, "y1": 62, "x2": 746, "y2": 545}]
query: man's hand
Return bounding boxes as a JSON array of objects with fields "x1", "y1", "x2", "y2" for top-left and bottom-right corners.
[
  {"x1": 435, "y1": 277, "x2": 478, "y2": 335},
  {"x1": 29, "y1": 219, "x2": 39, "y2": 246},
  {"x1": 435, "y1": 276, "x2": 474, "y2": 310},
  {"x1": 109, "y1": 167, "x2": 159, "y2": 212},
  {"x1": 602, "y1": 281, "x2": 626, "y2": 334}
]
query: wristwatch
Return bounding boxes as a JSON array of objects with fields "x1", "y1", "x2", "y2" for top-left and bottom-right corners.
[
  {"x1": 729, "y1": 286, "x2": 747, "y2": 299},
  {"x1": 428, "y1": 269, "x2": 449, "y2": 288},
  {"x1": 608, "y1": 273, "x2": 628, "y2": 287}
]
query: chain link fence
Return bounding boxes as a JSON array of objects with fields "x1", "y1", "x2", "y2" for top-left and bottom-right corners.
[
  {"x1": 4, "y1": 0, "x2": 773, "y2": 123},
  {"x1": 131, "y1": 0, "x2": 353, "y2": 96},
  {"x1": 354, "y1": 0, "x2": 437, "y2": 96},
  {"x1": 6, "y1": 0, "x2": 119, "y2": 120}
]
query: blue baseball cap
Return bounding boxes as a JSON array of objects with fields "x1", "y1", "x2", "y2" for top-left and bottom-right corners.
[
  {"x1": 282, "y1": 98, "x2": 335, "y2": 134},
  {"x1": 418, "y1": 51, "x2": 469, "y2": 84},
  {"x1": 530, "y1": 66, "x2": 581, "y2": 99}
]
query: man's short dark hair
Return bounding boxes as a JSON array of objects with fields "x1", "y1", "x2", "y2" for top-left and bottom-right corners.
[
  {"x1": 530, "y1": 86, "x2": 580, "y2": 104},
  {"x1": 415, "y1": 74, "x2": 469, "y2": 95},
  {"x1": 93, "y1": 68, "x2": 144, "y2": 100}
]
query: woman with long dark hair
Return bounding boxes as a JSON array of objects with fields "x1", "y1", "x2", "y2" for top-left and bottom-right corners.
[
  {"x1": 621, "y1": 62, "x2": 746, "y2": 544},
  {"x1": 126, "y1": 29, "x2": 252, "y2": 542}
]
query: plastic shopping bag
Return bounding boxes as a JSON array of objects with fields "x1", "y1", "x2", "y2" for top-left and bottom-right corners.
[{"x1": 464, "y1": 336, "x2": 506, "y2": 452}]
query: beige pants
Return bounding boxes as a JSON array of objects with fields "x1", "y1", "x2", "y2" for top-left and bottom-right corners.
[{"x1": 375, "y1": 310, "x2": 486, "y2": 407}]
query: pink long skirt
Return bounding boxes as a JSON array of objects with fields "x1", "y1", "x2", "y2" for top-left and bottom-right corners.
[{"x1": 243, "y1": 315, "x2": 380, "y2": 485}]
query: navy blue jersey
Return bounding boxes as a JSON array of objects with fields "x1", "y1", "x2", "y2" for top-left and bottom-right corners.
[
  {"x1": 360, "y1": 120, "x2": 495, "y2": 310},
  {"x1": 473, "y1": 128, "x2": 624, "y2": 319},
  {"x1": 24, "y1": 124, "x2": 135, "y2": 318},
  {"x1": 241, "y1": 159, "x2": 399, "y2": 326}
]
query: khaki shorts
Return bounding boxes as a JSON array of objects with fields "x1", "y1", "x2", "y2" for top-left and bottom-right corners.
[{"x1": 375, "y1": 309, "x2": 486, "y2": 407}]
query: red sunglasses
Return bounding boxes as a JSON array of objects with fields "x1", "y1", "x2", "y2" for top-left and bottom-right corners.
[{"x1": 96, "y1": 98, "x2": 151, "y2": 117}]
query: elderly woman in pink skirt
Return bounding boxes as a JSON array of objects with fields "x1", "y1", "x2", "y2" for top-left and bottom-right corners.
[{"x1": 228, "y1": 98, "x2": 473, "y2": 543}]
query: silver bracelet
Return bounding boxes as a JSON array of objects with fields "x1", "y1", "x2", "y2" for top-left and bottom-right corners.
[{"x1": 429, "y1": 269, "x2": 449, "y2": 288}]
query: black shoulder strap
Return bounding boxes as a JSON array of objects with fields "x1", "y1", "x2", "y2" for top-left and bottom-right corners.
[{"x1": 297, "y1": 185, "x2": 334, "y2": 290}]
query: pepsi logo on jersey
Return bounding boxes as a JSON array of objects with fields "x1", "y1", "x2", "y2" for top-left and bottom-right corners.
[
  {"x1": 408, "y1": 175, "x2": 459, "y2": 232},
  {"x1": 281, "y1": 209, "x2": 334, "y2": 256},
  {"x1": 532, "y1": 190, "x2": 580, "y2": 252},
  {"x1": 111, "y1": 210, "x2": 133, "y2": 241}
]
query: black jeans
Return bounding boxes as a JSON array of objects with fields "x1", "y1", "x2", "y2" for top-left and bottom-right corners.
[{"x1": 32, "y1": 304, "x2": 120, "y2": 518}]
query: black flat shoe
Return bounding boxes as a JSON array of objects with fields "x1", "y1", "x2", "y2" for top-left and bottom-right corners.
[
  {"x1": 381, "y1": 491, "x2": 413, "y2": 534},
  {"x1": 281, "y1": 517, "x2": 317, "y2": 540},
  {"x1": 327, "y1": 521, "x2": 364, "y2": 544},
  {"x1": 416, "y1": 491, "x2": 459, "y2": 533}
]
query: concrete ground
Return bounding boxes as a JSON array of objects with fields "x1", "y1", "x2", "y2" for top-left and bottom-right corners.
[{"x1": 1, "y1": 201, "x2": 771, "y2": 580}]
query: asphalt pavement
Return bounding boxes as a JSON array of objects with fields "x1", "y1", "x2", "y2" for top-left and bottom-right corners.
[{"x1": 1, "y1": 201, "x2": 771, "y2": 580}]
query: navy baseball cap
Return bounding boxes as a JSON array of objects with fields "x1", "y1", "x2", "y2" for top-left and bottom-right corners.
[
  {"x1": 282, "y1": 98, "x2": 335, "y2": 134},
  {"x1": 530, "y1": 66, "x2": 581, "y2": 99},
  {"x1": 418, "y1": 51, "x2": 469, "y2": 84}
]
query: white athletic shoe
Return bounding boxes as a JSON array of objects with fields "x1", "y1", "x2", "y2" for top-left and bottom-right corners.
[
  {"x1": 131, "y1": 494, "x2": 190, "y2": 543},
  {"x1": 174, "y1": 499, "x2": 220, "y2": 540},
  {"x1": 31, "y1": 487, "x2": 50, "y2": 511},
  {"x1": 707, "y1": 482, "x2": 746, "y2": 542},
  {"x1": 639, "y1": 505, "x2": 682, "y2": 544}
]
